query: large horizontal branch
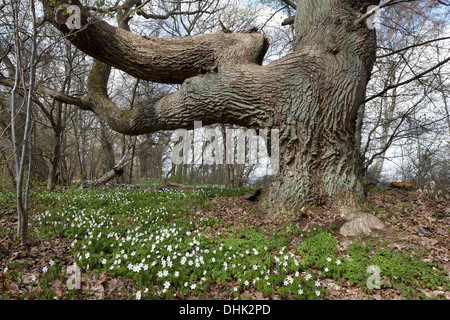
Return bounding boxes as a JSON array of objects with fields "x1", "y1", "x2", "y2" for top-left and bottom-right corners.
[
  {"x1": 1, "y1": 62, "x2": 278, "y2": 136},
  {"x1": 109, "y1": 50, "x2": 317, "y2": 135},
  {"x1": 39, "y1": 0, "x2": 269, "y2": 84},
  {"x1": 3, "y1": 1, "x2": 275, "y2": 135},
  {"x1": 31, "y1": 0, "x2": 377, "y2": 139},
  {"x1": 75, "y1": 4, "x2": 273, "y2": 135},
  {"x1": 82, "y1": 63, "x2": 276, "y2": 135},
  {"x1": 0, "y1": 73, "x2": 137, "y2": 134}
]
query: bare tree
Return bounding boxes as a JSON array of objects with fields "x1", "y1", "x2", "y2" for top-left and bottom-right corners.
[
  {"x1": 7, "y1": 0, "x2": 38, "y2": 241},
  {"x1": 360, "y1": 1, "x2": 450, "y2": 183}
]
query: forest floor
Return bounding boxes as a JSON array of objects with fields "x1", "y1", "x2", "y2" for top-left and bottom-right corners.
[{"x1": 0, "y1": 182, "x2": 449, "y2": 301}]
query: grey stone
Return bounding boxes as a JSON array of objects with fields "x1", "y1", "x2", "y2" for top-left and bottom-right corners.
[{"x1": 339, "y1": 212, "x2": 385, "y2": 237}]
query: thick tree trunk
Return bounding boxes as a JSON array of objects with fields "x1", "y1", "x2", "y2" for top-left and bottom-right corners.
[
  {"x1": 37, "y1": 0, "x2": 380, "y2": 212},
  {"x1": 266, "y1": 0, "x2": 378, "y2": 210},
  {"x1": 372, "y1": 87, "x2": 397, "y2": 181}
]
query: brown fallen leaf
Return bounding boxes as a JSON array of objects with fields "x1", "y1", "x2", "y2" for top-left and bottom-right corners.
[
  {"x1": 436, "y1": 227, "x2": 448, "y2": 236},
  {"x1": 26, "y1": 284, "x2": 43, "y2": 300},
  {"x1": 98, "y1": 272, "x2": 108, "y2": 283},
  {"x1": 106, "y1": 278, "x2": 123, "y2": 295},
  {"x1": 55, "y1": 289, "x2": 63, "y2": 300},
  {"x1": 253, "y1": 291, "x2": 267, "y2": 300},
  {"x1": 9, "y1": 281, "x2": 20, "y2": 297},
  {"x1": 50, "y1": 279, "x2": 64, "y2": 292},
  {"x1": 22, "y1": 274, "x2": 31, "y2": 285},
  {"x1": 3, "y1": 279, "x2": 11, "y2": 291},
  {"x1": 219, "y1": 290, "x2": 230, "y2": 299},
  {"x1": 82, "y1": 280, "x2": 105, "y2": 300}
]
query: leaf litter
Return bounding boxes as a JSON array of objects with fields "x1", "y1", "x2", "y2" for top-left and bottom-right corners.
[{"x1": 0, "y1": 186, "x2": 448, "y2": 300}]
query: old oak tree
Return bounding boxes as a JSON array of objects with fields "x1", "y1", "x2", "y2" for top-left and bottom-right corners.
[{"x1": 37, "y1": 0, "x2": 387, "y2": 233}]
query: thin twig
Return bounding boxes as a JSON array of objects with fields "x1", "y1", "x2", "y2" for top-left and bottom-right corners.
[
  {"x1": 364, "y1": 56, "x2": 450, "y2": 103},
  {"x1": 354, "y1": 0, "x2": 397, "y2": 26}
]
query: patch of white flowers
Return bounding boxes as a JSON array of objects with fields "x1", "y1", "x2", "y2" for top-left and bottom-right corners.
[{"x1": 29, "y1": 188, "x2": 329, "y2": 300}]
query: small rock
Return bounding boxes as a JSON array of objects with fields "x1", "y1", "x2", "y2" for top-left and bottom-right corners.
[
  {"x1": 339, "y1": 212, "x2": 384, "y2": 237},
  {"x1": 420, "y1": 289, "x2": 445, "y2": 299},
  {"x1": 337, "y1": 207, "x2": 360, "y2": 220},
  {"x1": 324, "y1": 280, "x2": 341, "y2": 291}
]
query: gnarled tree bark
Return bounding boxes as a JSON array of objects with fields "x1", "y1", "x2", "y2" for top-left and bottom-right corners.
[{"x1": 35, "y1": 0, "x2": 380, "y2": 212}]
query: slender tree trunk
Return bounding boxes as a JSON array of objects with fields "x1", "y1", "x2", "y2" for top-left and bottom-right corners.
[
  {"x1": 128, "y1": 137, "x2": 137, "y2": 184},
  {"x1": 77, "y1": 110, "x2": 87, "y2": 182},
  {"x1": 10, "y1": 0, "x2": 37, "y2": 241},
  {"x1": 100, "y1": 120, "x2": 116, "y2": 172},
  {"x1": 47, "y1": 127, "x2": 62, "y2": 189},
  {"x1": 442, "y1": 91, "x2": 450, "y2": 134},
  {"x1": 47, "y1": 101, "x2": 63, "y2": 190},
  {"x1": 372, "y1": 86, "x2": 397, "y2": 182},
  {"x1": 355, "y1": 103, "x2": 365, "y2": 156},
  {"x1": 221, "y1": 124, "x2": 235, "y2": 188}
]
